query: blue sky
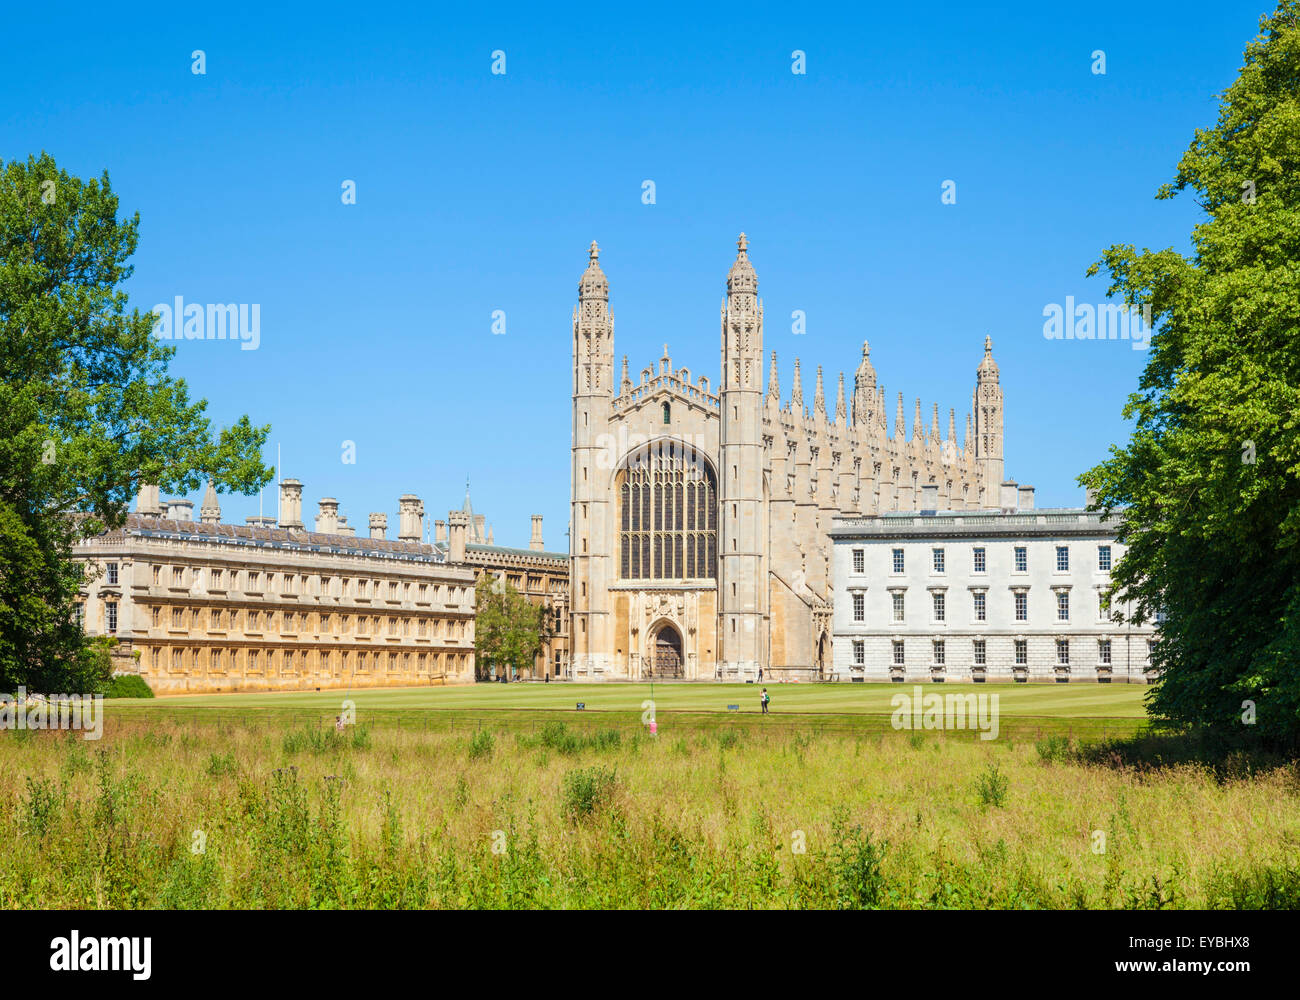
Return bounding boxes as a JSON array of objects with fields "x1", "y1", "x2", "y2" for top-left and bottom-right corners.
[{"x1": 1, "y1": 1, "x2": 1268, "y2": 547}]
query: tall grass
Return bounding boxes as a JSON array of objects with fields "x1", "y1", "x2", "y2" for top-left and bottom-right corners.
[{"x1": 0, "y1": 719, "x2": 1295, "y2": 909}]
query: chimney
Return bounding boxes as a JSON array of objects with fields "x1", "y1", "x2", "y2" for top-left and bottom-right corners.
[
  {"x1": 246, "y1": 515, "x2": 277, "y2": 529},
  {"x1": 473, "y1": 514, "x2": 486, "y2": 544},
  {"x1": 919, "y1": 483, "x2": 939, "y2": 513},
  {"x1": 999, "y1": 480, "x2": 1019, "y2": 513},
  {"x1": 398, "y1": 494, "x2": 424, "y2": 542},
  {"x1": 279, "y1": 478, "x2": 304, "y2": 529},
  {"x1": 167, "y1": 499, "x2": 194, "y2": 522},
  {"x1": 136, "y1": 482, "x2": 161, "y2": 518},
  {"x1": 447, "y1": 511, "x2": 469, "y2": 563},
  {"x1": 337, "y1": 515, "x2": 356, "y2": 537},
  {"x1": 529, "y1": 514, "x2": 544, "y2": 551},
  {"x1": 434, "y1": 519, "x2": 447, "y2": 544},
  {"x1": 1017, "y1": 485, "x2": 1035, "y2": 510},
  {"x1": 1085, "y1": 485, "x2": 1098, "y2": 509},
  {"x1": 369, "y1": 513, "x2": 387, "y2": 540},
  {"x1": 315, "y1": 498, "x2": 340, "y2": 534}
]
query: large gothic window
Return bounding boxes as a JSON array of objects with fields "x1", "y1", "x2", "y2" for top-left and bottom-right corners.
[{"x1": 618, "y1": 441, "x2": 717, "y2": 581}]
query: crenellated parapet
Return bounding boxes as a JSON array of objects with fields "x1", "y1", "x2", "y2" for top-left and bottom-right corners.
[{"x1": 611, "y1": 346, "x2": 720, "y2": 414}]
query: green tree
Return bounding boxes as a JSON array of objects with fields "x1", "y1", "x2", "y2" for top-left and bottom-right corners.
[
  {"x1": 473, "y1": 572, "x2": 551, "y2": 682},
  {"x1": 0, "y1": 152, "x2": 272, "y2": 693},
  {"x1": 1081, "y1": 3, "x2": 1300, "y2": 748}
]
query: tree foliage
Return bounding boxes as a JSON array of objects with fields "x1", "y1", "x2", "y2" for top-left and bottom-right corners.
[
  {"x1": 1081, "y1": 3, "x2": 1300, "y2": 748},
  {"x1": 473, "y1": 572, "x2": 551, "y2": 681},
  {"x1": 0, "y1": 152, "x2": 273, "y2": 692}
]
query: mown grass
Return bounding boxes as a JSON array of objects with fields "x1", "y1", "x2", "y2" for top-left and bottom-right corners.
[{"x1": 1, "y1": 717, "x2": 1296, "y2": 909}]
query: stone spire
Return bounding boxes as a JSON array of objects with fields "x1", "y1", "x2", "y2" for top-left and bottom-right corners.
[
  {"x1": 200, "y1": 480, "x2": 221, "y2": 524},
  {"x1": 575, "y1": 239, "x2": 613, "y2": 395},
  {"x1": 852, "y1": 340, "x2": 877, "y2": 427},
  {"x1": 895, "y1": 392, "x2": 905, "y2": 440},
  {"x1": 767, "y1": 350, "x2": 779, "y2": 405},
  {"x1": 722, "y1": 231, "x2": 761, "y2": 391},
  {"x1": 835, "y1": 372, "x2": 846, "y2": 423},
  {"x1": 974, "y1": 334, "x2": 1004, "y2": 495},
  {"x1": 965, "y1": 412, "x2": 973, "y2": 452},
  {"x1": 913, "y1": 398, "x2": 923, "y2": 441},
  {"x1": 621, "y1": 355, "x2": 631, "y2": 392},
  {"x1": 791, "y1": 359, "x2": 803, "y2": 411},
  {"x1": 932, "y1": 403, "x2": 941, "y2": 443},
  {"x1": 948, "y1": 408, "x2": 957, "y2": 444},
  {"x1": 813, "y1": 365, "x2": 826, "y2": 420},
  {"x1": 878, "y1": 386, "x2": 887, "y2": 429}
]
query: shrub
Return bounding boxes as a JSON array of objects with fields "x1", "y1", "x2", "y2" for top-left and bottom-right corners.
[
  {"x1": 103, "y1": 674, "x2": 153, "y2": 699},
  {"x1": 21, "y1": 776, "x2": 64, "y2": 839},
  {"x1": 206, "y1": 752, "x2": 237, "y2": 778},
  {"x1": 828, "y1": 813, "x2": 888, "y2": 909},
  {"x1": 561, "y1": 765, "x2": 618, "y2": 822},
  {"x1": 717, "y1": 730, "x2": 740, "y2": 751},
  {"x1": 975, "y1": 762, "x2": 1009, "y2": 809},
  {"x1": 1035, "y1": 734, "x2": 1072, "y2": 764},
  {"x1": 468, "y1": 729, "x2": 495, "y2": 760}
]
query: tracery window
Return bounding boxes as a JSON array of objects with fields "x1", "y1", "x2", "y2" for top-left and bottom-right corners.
[{"x1": 618, "y1": 441, "x2": 717, "y2": 581}]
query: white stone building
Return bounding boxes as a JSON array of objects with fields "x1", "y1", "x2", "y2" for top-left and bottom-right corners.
[{"x1": 829, "y1": 482, "x2": 1156, "y2": 683}]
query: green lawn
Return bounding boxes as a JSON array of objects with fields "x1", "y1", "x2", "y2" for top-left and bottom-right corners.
[{"x1": 124, "y1": 681, "x2": 1150, "y2": 719}]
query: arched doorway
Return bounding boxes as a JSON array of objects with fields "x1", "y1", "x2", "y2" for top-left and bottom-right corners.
[
  {"x1": 649, "y1": 623, "x2": 683, "y2": 679},
  {"x1": 815, "y1": 632, "x2": 828, "y2": 678}
]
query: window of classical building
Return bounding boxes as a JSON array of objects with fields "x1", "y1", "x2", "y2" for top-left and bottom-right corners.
[{"x1": 617, "y1": 442, "x2": 717, "y2": 581}]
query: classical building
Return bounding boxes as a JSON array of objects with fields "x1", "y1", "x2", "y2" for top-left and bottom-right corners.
[
  {"x1": 73, "y1": 480, "x2": 478, "y2": 694},
  {"x1": 828, "y1": 483, "x2": 1156, "y2": 683},
  {"x1": 570, "y1": 234, "x2": 1007, "y2": 681},
  {"x1": 431, "y1": 487, "x2": 570, "y2": 680}
]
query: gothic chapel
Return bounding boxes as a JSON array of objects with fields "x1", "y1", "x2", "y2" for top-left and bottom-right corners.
[{"x1": 570, "y1": 235, "x2": 1005, "y2": 680}]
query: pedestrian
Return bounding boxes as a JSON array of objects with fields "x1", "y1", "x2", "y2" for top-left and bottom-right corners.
[
  {"x1": 760, "y1": 687, "x2": 769, "y2": 714},
  {"x1": 758, "y1": 667, "x2": 763, "y2": 682}
]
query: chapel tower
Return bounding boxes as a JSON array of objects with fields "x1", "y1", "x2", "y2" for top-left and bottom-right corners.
[
  {"x1": 571, "y1": 241, "x2": 615, "y2": 674},
  {"x1": 718, "y1": 234, "x2": 765, "y2": 672}
]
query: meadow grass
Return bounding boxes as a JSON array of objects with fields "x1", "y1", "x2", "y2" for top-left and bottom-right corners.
[{"x1": 2, "y1": 713, "x2": 1297, "y2": 909}]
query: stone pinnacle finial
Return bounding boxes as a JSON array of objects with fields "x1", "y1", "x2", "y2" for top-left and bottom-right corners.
[
  {"x1": 737, "y1": 232, "x2": 748, "y2": 254},
  {"x1": 862, "y1": 339, "x2": 870, "y2": 359},
  {"x1": 984, "y1": 333, "x2": 992, "y2": 355},
  {"x1": 589, "y1": 240, "x2": 600, "y2": 262}
]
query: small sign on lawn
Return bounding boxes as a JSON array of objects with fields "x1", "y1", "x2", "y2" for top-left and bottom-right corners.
[
  {"x1": 726, "y1": 704, "x2": 739, "y2": 711},
  {"x1": 576, "y1": 702, "x2": 585, "y2": 711}
]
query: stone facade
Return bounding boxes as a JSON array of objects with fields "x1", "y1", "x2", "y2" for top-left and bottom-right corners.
[
  {"x1": 570, "y1": 235, "x2": 1006, "y2": 681},
  {"x1": 829, "y1": 489, "x2": 1157, "y2": 683},
  {"x1": 432, "y1": 488, "x2": 570, "y2": 680},
  {"x1": 74, "y1": 483, "x2": 478, "y2": 694}
]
